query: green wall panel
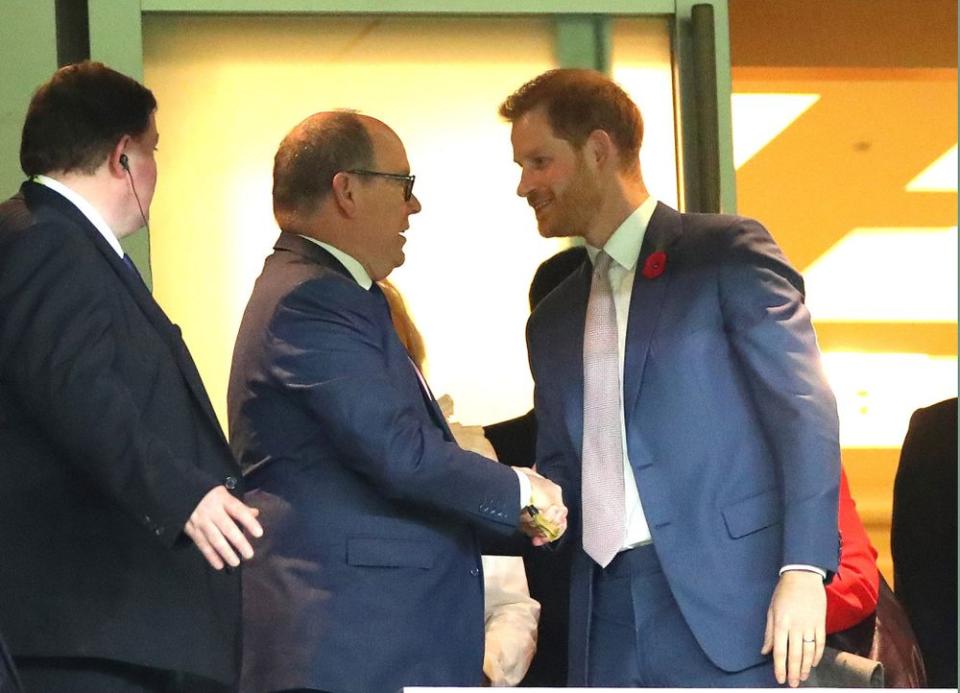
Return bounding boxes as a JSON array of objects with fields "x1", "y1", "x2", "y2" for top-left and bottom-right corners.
[{"x1": 0, "y1": 1, "x2": 58, "y2": 198}]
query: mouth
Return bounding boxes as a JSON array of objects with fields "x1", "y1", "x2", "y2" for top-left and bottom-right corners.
[{"x1": 529, "y1": 198, "x2": 552, "y2": 218}]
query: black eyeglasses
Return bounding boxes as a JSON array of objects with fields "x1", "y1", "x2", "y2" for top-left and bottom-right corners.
[{"x1": 347, "y1": 169, "x2": 416, "y2": 201}]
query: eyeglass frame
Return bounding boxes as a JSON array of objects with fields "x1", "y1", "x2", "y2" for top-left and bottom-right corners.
[{"x1": 345, "y1": 169, "x2": 416, "y2": 201}]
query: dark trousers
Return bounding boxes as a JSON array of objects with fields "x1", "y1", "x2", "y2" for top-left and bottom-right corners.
[
  {"x1": 16, "y1": 657, "x2": 229, "y2": 693},
  {"x1": 588, "y1": 544, "x2": 778, "y2": 687}
]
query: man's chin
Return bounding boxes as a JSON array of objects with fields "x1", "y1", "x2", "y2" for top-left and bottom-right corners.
[{"x1": 537, "y1": 222, "x2": 571, "y2": 239}]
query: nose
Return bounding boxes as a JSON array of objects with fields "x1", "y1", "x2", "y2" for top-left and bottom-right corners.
[
  {"x1": 516, "y1": 168, "x2": 532, "y2": 198},
  {"x1": 407, "y1": 193, "x2": 422, "y2": 214}
]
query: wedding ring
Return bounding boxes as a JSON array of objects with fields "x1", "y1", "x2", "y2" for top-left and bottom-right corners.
[{"x1": 802, "y1": 638, "x2": 816, "y2": 643}]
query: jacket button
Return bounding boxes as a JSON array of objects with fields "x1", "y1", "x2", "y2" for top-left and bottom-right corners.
[
  {"x1": 154, "y1": 526, "x2": 164, "y2": 537},
  {"x1": 224, "y1": 476, "x2": 238, "y2": 490},
  {"x1": 469, "y1": 568, "x2": 479, "y2": 577}
]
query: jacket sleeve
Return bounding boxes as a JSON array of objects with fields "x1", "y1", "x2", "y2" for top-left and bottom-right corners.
[
  {"x1": 717, "y1": 217, "x2": 841, "y2": 575},
  {"x1": 825, "y1": 469, "x2": 880, "y2": 633},
  {"x1": 263, "y1": 277, "x2": 520, "y2": 532}
]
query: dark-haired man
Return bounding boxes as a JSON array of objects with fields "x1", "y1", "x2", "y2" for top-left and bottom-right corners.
[
  {"x1": 501, "y1": 69, "x2": 841, "y2": 688},
  {"x1": 228, "y1": 110, "x2": 566, "y2": 693},
  {"x1": 0, "y1": 61, "x2": 262, "y2": 692}
]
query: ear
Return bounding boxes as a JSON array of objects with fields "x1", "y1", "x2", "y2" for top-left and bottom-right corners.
[
  {"x1": 331, "y1": 171, "x2": 358, "y2": 218},
  {"x1": 585, "y1": 129, "x2": 615, "y2": 170},
  {"x1": 108, "y1": 135, "x2": 133, "y2": 178}
]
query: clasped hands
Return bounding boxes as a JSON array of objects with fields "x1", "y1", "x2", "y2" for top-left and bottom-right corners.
[
  {"x1": 516, "y1": 467, "x2": 567, "y2": 545},
  {"x1": 446, "y1": 412, "x2": 567, "y2": 546}
]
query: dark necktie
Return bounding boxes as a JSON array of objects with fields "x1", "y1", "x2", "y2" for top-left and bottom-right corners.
[{"x1": 122, "y1": 253, "x2": 145, "y2": 285}]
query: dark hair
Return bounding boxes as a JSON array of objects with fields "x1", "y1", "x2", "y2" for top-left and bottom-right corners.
[
  {"x1": 20, "y1": 61, "x2": 156, "y2": 176},
  {"x1": 499, "y1": 69, "x2": 643, "y2": 174},
  {"x1": 272, "y1": 111, "x2": 374, "y2": 232},
  {"x1": 529, "y1": 246, "x2": 588, "y2": 310}
]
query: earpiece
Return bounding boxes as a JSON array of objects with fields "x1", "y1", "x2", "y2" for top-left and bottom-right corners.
[{"x1": 119, "y1": 152, "x2": 149, "y2": 233}]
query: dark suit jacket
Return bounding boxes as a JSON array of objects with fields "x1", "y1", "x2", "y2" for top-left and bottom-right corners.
[
  {"x1": 0, "y1": 628, "x2": 21, "y2": 693},
  {"x1": 228, "y1": 233, "x2": 521, "y2": 693},
  {"x1": 0, "y1": 182, "x2": 241, "y2": 683},
  {"x1": 892, "y1": 397, "x2": 957, "y2": 687},
  {"x1": 526, "y1": 203, "x2": 841, "y2": 684}
]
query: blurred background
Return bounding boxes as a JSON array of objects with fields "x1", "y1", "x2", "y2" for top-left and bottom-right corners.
[{"x1": 0, "y1": 0, "x2": 955, "y2": 580}]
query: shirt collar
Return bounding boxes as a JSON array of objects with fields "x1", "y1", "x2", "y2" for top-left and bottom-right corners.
[
  {"x1": 297, "y1": 235, "x2": 373, "y2": 289},
  {"x1": 33, "y1": 174, "x2": 125, "y2": 258},
  {"x1": 586, "y1": 195, "x2": 658, "y2": 271}
]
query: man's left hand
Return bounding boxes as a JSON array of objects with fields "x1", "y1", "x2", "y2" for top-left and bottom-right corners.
[{"x1": 761, "y1": 570, "x2": 826, "y2": 687}]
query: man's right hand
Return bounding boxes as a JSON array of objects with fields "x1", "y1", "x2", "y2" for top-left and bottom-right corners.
[
  {"x1": 184, "y1": 485, "x2": 264, "y2": 570},
  {"x1": 515, "y1": 467, "x2": 567, "y2": 545}
]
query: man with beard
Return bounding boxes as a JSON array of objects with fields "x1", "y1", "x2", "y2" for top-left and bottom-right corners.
[
  {"x1": 228, "y1": 111, "x2": 566, "y2": 693},
  {"x1": 500, "y1": 69, "x2": 841, "y2": 688}
]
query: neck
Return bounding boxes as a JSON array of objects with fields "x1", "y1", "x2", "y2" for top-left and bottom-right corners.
[
  {"x1": 45, "y1": 170, "x2": 126, "y2": 239},
  {"x1": 583, "y1": 178, "x2": 649, "y2": 248},
  {"x1": 299, "y1": 216, "x2": 370, "y2": 273}
]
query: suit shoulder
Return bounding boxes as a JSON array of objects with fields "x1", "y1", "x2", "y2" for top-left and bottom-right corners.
[
  {"x1": 251, "y1": 255, "x2": 379, "y2": 335},
  {"x1": 528, "y1": 266, "x2": 585, "y2": 331},
  {"x1": 0, "y1": 198, "x2": 98, "y2": 278},
  {"x1": 909, "y1": 397, "x2": 958, "y2": 434},
  {"x1": 677, "y1": 210, "x2": 775, "y2": 247}
]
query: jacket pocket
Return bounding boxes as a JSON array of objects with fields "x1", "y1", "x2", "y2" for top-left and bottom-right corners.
[
  {"x1": 722, "y1": 488, "x2": 782, "y2": 539},
  {"x1": 346, "y1": 537, "x2": 436, "y2": 569}
]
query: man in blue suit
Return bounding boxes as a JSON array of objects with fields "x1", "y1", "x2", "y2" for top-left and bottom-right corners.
[
  {"x1": 227, "y1": 111, "x2": 566, "y2": 693},
  {"x1": 500, "y1": 69, "x2": 841, "y2": 687}
]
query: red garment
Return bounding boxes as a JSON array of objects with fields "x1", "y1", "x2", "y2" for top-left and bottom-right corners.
[{"x1": 825, "y1": 469, "x2": 880, "y2": 633}]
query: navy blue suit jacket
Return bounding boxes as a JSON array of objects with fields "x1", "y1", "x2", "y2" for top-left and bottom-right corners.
[
  {"x1": 228, "y1": 233, "x2": 521, "y2": 693},
  {"x1": 526, "y1": 204, "x2": 841, "y2": 683},
  {"x1": 0, "y1": 182, "x2": 241, "y2": 683}
]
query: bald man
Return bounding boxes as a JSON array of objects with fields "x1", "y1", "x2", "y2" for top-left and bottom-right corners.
[{"x1": 227, "y1": 111, "x2": 565, "y2": 693}]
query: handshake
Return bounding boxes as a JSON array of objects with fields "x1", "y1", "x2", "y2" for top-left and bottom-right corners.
[
  {"x1": 515, "y1": 467, "x2": 568, "y2": 546},
  {"x1": 445, "y1": 407, "x2": 567, "y2": 546}
]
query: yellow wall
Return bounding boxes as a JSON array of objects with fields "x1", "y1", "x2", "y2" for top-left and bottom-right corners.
[
  {"x1": 142, "y1": 14, "x2": 677, "y2": 428},
  {"x1": 729, "y1": 0, "x2": 958, "y2": 582}
]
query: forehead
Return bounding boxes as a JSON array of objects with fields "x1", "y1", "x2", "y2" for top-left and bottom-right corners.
[
  {"x1": 510, "y1": 108, "x2": 568, "y2": 154},
  {"x1": 368, "y1": 123, "x2": 409, "y2": 170},
  {"x1": 137, "y1": 111, "x2": 159, "y2": 144}
]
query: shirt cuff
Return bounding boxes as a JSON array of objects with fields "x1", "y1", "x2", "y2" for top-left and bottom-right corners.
[
  {"x1": 514, "y1": 469, "x2": 532, "y2": 508},
  {"x1": 780, "y1": 564, "x2": 827, "y2": 580}
]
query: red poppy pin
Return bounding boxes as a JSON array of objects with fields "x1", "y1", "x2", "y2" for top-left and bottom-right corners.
[{"x1": 641, "y1": 251, "x2": 667, "y2": 279}]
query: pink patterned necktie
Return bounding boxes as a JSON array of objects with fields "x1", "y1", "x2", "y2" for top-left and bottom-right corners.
[{"x1": 581, "y1": 250, "x2": 625, "y2": 568}]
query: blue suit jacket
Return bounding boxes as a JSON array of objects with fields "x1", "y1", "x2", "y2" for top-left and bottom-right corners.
[
  {"x1": 526, "y1": 204, "x2": 841, "y2": 683},
  {"x1": 228, "y1": 233, "x2": 521, "y2": 693}
]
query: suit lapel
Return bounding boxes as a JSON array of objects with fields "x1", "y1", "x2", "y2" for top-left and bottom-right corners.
[
  {"x1": 25, "y1": 182, "x2": 226, "y2": 439},
  {"x1": 622, "y1": 202, "x2": 682, "y2": 425},
  {"x1": 276, "y1": 233, "x2": 454, "y2": 438},
  {"x1": 561, "y1": 261, "x2": 591, "y2": 455}
]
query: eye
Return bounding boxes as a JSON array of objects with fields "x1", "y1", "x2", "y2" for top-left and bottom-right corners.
[{"x1": 531, "y1": 156, "x2": 550, "y2": 169}]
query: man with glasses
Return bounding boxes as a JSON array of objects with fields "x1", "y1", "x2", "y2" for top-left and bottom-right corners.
[{"x1": 227, "y1": 111, "x2": 566, "y2": 693}]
